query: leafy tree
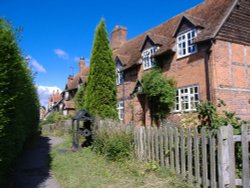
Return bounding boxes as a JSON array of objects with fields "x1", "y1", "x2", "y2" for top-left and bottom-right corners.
[
  {"x1": 142, "y1": 69, "x2": 176, "y2": 124},
  {"x1": 0, "y1": 19, "x2": 39, "y2": 183},
  {"x1": 84, "y1": 19, "x2": 117, "y2": 119}
]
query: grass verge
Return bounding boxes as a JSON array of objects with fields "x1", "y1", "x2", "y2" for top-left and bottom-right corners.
[{"x1": 51, "y1": 135, "x2": 194, "y2": 188}]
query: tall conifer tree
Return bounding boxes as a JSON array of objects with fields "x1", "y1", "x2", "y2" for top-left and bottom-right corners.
[{"x1": 84, "y1": 19, "x2": 117, "y2": 119}]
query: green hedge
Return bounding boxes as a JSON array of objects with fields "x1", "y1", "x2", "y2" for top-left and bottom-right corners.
[{"x1": 0, "y1": 19, "x2": 40, "y2": 184}]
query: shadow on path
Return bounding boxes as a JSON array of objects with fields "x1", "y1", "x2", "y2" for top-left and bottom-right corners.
[{"x1": 7, "y1": 136, "x2": 63, "y2": 188}]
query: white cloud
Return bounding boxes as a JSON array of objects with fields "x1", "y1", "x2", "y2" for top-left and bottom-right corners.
[
  {"x1": 54, "y1": 49, "x2": 69, "y2": 59},
  {"x1": 74, "y1": 56, "x2": 81, "y2": 62},
  {"x1": 26, "y1": 55, "x2": 46, "y2": 73},
  {"x1": 36, "y1": 85, "x2": 62, "y2": 107}
]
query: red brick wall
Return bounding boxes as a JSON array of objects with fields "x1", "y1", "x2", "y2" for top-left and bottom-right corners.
[
  {"x1": 210, "y1": 40, "x2": 250, "y2": 120},
  {"x1": 117, "y1": 40, "x2": 250, "y2": 125},
  {"x1": 118, "y1": 50, "x2": 208, "y2": 125},
  {"x1": 161, "y1": 52, "x2": 207, "y2": 101}
]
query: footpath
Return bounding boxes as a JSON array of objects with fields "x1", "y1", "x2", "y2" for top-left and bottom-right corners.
[{"x1": 8, "y1": 136, "x2": 63, "y2": 188}]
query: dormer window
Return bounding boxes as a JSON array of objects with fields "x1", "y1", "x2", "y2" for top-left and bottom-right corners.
[
  {"x1": 142, "y1": 46, "x2": 157, "y2": 70},
  {"x1": 177, "y1": 29, "x2": 197, "y2": 58},
  {"x1": 116, "y1": 68, "x2": 122, "y2": 85}
]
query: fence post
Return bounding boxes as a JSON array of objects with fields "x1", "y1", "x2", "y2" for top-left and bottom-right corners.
[
  {"x1": 218, "y1": 126, "x2": 234, "y2": 188},
  {"x1": 241, "y1": 124, "x2": 249, "y2": 188}
]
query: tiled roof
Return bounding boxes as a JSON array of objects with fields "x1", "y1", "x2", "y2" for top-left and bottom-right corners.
[
  {"x1": 66, "y1": 67, "x2": 89, "y2": 90},
  {"x1": 49, "y1": 92, "x2": 62, "y2": 103},
  {"x1": 114, "y1": 0, "x2": 237, "y2": 70}
]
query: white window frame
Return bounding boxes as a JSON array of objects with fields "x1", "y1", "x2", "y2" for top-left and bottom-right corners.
[
  {"x1": 116, "y1": 68, "x2": 122, "y2": 85},
  {"x1": 142, "y1": 46, "x2": 157, "y2": 70},
  {"x1": 174, "y1": 85, "x2": 199, "y2": 112},
  {"x1": 117, "y1": 101, "x2": 124, "y2": 120},
  {"x1": 177, "y1": 29, "x2": 197, "y2": 59}
]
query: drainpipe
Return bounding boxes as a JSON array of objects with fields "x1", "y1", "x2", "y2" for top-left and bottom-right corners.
[
  {"x1": 204, "y1": 42, "x2": 213, "y2": 101},
  {"x1": 122, "y1": 70, "x2": 125, "y2": 123}
]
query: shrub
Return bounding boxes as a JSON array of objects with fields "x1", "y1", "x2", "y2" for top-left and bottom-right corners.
[
  {"x1": 142, "y1": 69, "x2": 176, "y2": 124},
  {"x1": 197, "y1": 99, "x2": 245, "y2": 132},
  {"x1": 40, "y1": 112, "x2": 70, "y2": 126},
  {"x1": 0, "y1": 19, "x2": 39, "y2": 184},
  {"x1": 93, "y1": 120, "x2": 134, "y2": 161}
]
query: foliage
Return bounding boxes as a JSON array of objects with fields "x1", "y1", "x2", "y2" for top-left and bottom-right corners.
[
  {"x1": 180, "y1": 112, "x2": 200, "y2": 128},
  {"x1": 197, "y1": 99, "x2": 245, "y2": 132},
  {"x1": 93, "y1": 122, "x2": 133, "y2": 161},
  {"x1": 52, "y1": 135, "x2": 194, "y2": 188},
  {"x1": 0, "y1": 19, "x2": 40, "y2": 183},
  {"x1": 40, "y1": 112, "x2": 70, "y2": 126},
  {"x1": 142, "y1": 69, "x2": 176, "y2": 123},
  {"x1": 75, "y1": 83, "x2": 86, "y2": 110},
  {"x1": 84, "y1": 19, "x2": 117, "y2": 119}
]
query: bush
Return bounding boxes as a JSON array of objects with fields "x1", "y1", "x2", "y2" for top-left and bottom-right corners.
[
  {"x1": 0, "y1": 19, "x2": 40, "y2": 184},
  {"x1": 40, "y1": 112, "x2": 70, "y2": 126},
  {"x1": 142, "y1": 69, "x2": 176, "y2": 124},
  {"x1": 93, "y1": 120, "x2": 134, "y2": 161}
]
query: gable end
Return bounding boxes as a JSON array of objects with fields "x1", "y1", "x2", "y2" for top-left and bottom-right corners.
[{"x1": 216, "y1": 0, "x2": 250, "y2": 45}]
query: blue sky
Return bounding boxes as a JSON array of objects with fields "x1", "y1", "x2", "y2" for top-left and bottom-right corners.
[{"x1": 0, "y1": 0, "x2": 204, "y2": 106}]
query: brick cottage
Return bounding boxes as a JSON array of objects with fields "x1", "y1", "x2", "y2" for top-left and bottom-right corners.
[{"x1": 112, "y1": 0, "x2": 250, "y2": 126}]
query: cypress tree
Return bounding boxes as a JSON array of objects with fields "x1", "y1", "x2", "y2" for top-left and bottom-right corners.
[{"x1": 84, "y1": 19, "x2": 117, "y2": 119}]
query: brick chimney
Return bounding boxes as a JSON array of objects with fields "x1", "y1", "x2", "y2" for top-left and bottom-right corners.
[
  {"x1": 110, "y1": 25, "x2": 127, "y2": 50},
  {"x1": 79, "y1": 57, "x2": 85, "y2": 73}
]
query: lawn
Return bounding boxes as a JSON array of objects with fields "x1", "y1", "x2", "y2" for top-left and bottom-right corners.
[{"x1": 51, "y1": 136, "x2": 194, "y2": 188}]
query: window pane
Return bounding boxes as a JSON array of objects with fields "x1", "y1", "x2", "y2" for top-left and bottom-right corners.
[
  {"x1": 192, "y1": 30, "x2": 196, "y2": 37},
  {"x1": 195, "y1": 87, "x2": 198, "y2": 93}
]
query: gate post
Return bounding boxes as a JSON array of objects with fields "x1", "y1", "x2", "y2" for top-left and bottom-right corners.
[{"x1": 218, "y1": 125, "x2": 235, "y2": 188}]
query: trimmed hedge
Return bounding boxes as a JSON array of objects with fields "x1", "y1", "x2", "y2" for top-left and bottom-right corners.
[{"x1": 0, "y1": 19, "x2": 40, "y2": 184}]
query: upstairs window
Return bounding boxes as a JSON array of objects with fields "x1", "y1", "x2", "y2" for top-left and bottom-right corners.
[
  {"x1": 117, "y1": 101, "x2": 124, "y2": 120},
  {"x1": 177, "y1": 29, "x2": 197, "y2": 58},
  {"x1": 116, "y1": 68, "x2": 122, "y2": 85},
  {"x1": 174, "y1": 85, "x2": 199, "y2": 112},
  {"x1": 142, "y1": 46, "x2": 157, "y2": 70}
]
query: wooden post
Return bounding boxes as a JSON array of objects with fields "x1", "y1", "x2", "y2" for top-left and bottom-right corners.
[
  {"x1": 155, "y1": 127, "x2": 159, "y2": 163},
  {"x1": 228, "y1": 125, "x2": 235, "y2": 188},
  {"x1": 174, "y1": 128, "x2": 180, "y2": 174},
  {"x1": 160, "y1": 128, "x2": 164, "y2": 167},
  {"x1": 218, "y1": 126, "x2": 232, "y2": 188},
  {"x1": 180, "y1": 128, "x2": 186, "y2": 178},
  {"x1": 169, "y1": 127, "x2": 174, "y2": 170},
  {"x1": 241, "y1": 125, "x2": 249, "y2": 188},
  {"x1": 209, "y1": 130, "x2": 216, "y2": 188},
  {"x1": 187, "y1": 128, "x2": 193, "y2": 181},
  {"x1": 201, "y1": 127, "x2": 208, "y2": 187},
  {"x1": 164, "y1": 127, "x2": 169, "y2": 167},
  {"x1": 194, "y1": 128, "x2": 201, "y2": 187},
  {"x1": 147, "y1": 127, "x2": 151, "y2": 161}
]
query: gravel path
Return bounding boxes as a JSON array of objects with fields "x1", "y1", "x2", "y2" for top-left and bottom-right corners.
[{"x1": 9, "y1": 136, "x2": 63, "y2": 188}]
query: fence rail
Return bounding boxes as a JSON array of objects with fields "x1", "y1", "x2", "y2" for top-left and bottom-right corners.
[{"x1": 134, "y1": 125, "x2": 250, "y2": 188}]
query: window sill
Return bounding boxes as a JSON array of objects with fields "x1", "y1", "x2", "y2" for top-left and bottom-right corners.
[
  {"x1": 172, "y1": 109, "x2": 197, "y2": 113},
  {"x1": 176, "y1": 51, "x2": 198, "y2": 60},
  {"x1": 143, "y1": 66, "x2": 155, "y2": 71}
]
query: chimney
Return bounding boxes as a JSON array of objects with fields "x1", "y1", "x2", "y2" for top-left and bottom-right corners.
[
  {"x1": 79, "y1": 57, "x2": 85, "y2": 73},
  {"x1": 68, "y1": 75, "x2": 73, "y2": 81},
  {"x1": 110, "y1": 25, "x2": 127, "y2": 50}
]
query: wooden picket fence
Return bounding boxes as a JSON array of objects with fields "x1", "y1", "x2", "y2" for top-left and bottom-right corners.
[{"x1": 134, "y1": 124, "x2": 250, "y2": 188}]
